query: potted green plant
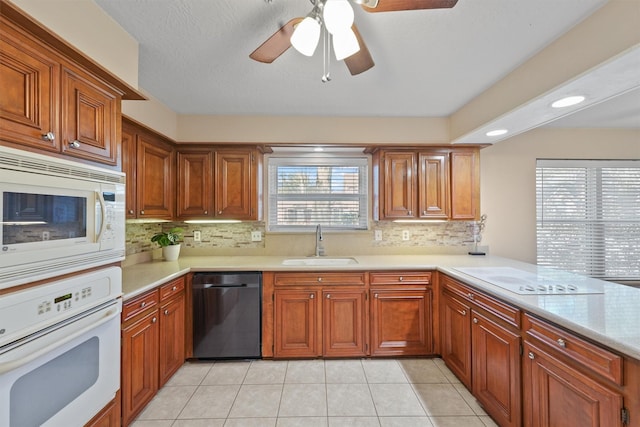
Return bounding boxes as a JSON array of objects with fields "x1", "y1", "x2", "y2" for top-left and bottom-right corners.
[{"x1": 151, "y1": 227, "x2": 183, "y2": 261}]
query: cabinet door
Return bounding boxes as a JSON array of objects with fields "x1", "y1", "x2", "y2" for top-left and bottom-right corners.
[
  {"x1": 450, "y1": 149, "x2": 479, "y2": 220},
  {"x1": 159, "y1": 293, "x2": 186, "y2": 387},
  {"x1": 177, "y1": 150, "x2": 213, "y2": 218},
  {"x1": 382, "y1": 151, "x2": 416, "y2": 219},
  {"x1": 418, "y1": 152, "x2": 450, "y2": 219},
  {"x1": 472, "y1": 311, "x2": 521, "y2": 427},
  {"x1": 0, "y1": 22, "x2": 60, "y2": 153},
  {"x1": 370, "y1": 288, "x2": 432, "y2": 356},
  {"x1": 274, "y1": 289, "x2": 320, "y2": 358},
  {"x1": 84, "y1": 394, "x2": 120, "y2": 427},
  {"x1": 121, "y1": 310, "x2": 159, "y2": 427},
  {"x1": 215, "y1": 149, "x2": 255, "y2": 219},
  {"x1": 440, "y1": 291, "x2": 472, "y2": 388},
  {"x1": 137, "y1": 135, "x2": 174, "y2": 219},
  {"x1": 60, "y1": 65, "x2": 119, "y2": 165},
  {"x1": 524, "y1": 341, "x2": 623, "y2": 427},
  {"x1": 323, "y1": 290, "x2": 367, "y2": 357},
  {"x1": 121, "y1": 124, "x2": 137, "y2": 219}
]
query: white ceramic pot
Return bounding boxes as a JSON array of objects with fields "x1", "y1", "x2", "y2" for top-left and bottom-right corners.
[{"x1": 162, "y1": 244, "x2": 181, "y2": 261}]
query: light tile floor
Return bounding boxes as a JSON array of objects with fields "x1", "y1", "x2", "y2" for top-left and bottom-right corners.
[{"x1": 131, "y1": 358, "x2": 499, "y2": 427}]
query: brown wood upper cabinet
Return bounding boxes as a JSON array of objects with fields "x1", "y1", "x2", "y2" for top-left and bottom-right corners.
[
  {"x1": 373, "y1": 147, "x2": 479, "y2": 221},
  {"x1": 177, "y1": 146, "x2": 262, "y2": 220},
  {"x1": 122, "y1": 119, "x2": 175, "y2": 219},
  {"x1": 0, "y1": 3, "x2": 143, "y2": 166}
]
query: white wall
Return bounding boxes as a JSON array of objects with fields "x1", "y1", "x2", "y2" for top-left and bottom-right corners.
[{"x1": 480, "y1": 128, "x2": 640, "y2": 263}]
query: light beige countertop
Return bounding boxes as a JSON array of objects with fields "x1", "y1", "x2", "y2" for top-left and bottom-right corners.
[{"x1": 122, "y1": 254, "x2": 640, "y2": 359}]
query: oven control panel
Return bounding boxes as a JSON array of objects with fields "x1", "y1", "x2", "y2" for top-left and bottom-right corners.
[{"x1": 0, "y1": 267, "x2": 121, "y2": 348}]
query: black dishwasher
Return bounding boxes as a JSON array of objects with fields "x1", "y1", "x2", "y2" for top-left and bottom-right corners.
[{"x1": 192, "y1": 272, "x2": 262, "y2": 359}]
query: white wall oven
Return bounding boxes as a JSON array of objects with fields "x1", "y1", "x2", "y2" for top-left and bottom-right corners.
[
  {"x1": 0, "y1": 146, "x2": 125, "y2": 289},
  {"x1": 0, "y1": 266, "x2": 122, "y2": 426}
]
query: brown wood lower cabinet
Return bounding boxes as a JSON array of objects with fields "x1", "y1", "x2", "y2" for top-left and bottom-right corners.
[
  {"x1": 272, "y1": 272, "x2": 367, "y2": 358},
  {"x1": 440, "y1": 275, "x2": 522, "y2": 427},
  {"x1": 85, "y1": 392, "x2": 121, "y2": 427},
  {"x1": 121, "y1": 277, "x2": 186, "y2": 426}
]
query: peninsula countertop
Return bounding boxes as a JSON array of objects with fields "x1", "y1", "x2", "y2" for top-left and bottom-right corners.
[{"x1": 122, "y1": 254, "x2": 640, "y2": 359}]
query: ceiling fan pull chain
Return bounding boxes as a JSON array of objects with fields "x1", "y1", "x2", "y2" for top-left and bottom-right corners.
[{"x1": 322, "y1": 27, "x2": 331, "y2": 82}]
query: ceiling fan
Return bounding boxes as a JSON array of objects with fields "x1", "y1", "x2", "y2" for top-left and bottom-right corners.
[{"x1": 250, "y1": 0, "x2": 459, "y2": 78}]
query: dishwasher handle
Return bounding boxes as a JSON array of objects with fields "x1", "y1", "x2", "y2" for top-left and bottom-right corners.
[{"x1": 202, "y1": 283, "x2": 248, "y2": 289}]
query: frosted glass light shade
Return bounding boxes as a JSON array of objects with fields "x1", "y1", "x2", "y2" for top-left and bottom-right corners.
[
  {"x1": 291, "y1": 17, "x2": 321, "y2": 56},
  {"x1": 323, "y1": 0, "x2": 355, "y2": 35},
  {"x1": 333, "y1": 28, "x2": 360, "y2": 60}
]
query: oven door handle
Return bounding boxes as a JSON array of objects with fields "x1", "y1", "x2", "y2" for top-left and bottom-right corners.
[{"x1": 0, "y1": 304, "x2": 120, "y2": 374}]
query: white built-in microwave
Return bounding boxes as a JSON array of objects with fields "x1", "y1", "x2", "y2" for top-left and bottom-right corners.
[{"x1": 0, "y1": 146, "x2": 125, "y2": 289}]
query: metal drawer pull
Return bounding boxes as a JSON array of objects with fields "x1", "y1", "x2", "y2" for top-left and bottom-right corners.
[
  {"x1": 326, "y1": 294, "x2": 331, "y2": 299},
  {"x1": 68, "y1": 140, "x2": 80, "y2": 148},
  {"x1": 317, "y1": 277, "x2": 322, "y2": 282},
  {"x1": 172, "y1": 286, "x2": 177, "y2": 291},
  {"x1": 42, "y1": 132, "x2": 55, "y2": 141},
  {"x1": 152, "y1": 317, "x2": 157, "y2": 323},
  {"x1": 473, "y1": 317, "x2": 478, "y2": 324},
  {"x1": 458, "y1": 309, "x2": 466, "y2": 316},
  {"x1": 374, "y1": 293, "x2": 379, "y2": 298},
  {"x1": 528, "y1": 352, "x2": 535, "y2": 360},
  {"x1": 467, "y1": 293, "x2": 474, "y2": 300},
  {"x1": 309, "y1": 294, "x2": 314, "y2": 299},
  {"x1": 140, "y1": 301, "x2": 146, "y2": 308},
  {"x1": 399, "y1": 277, "x2": 403, "y2": 281},
  {"x1": 164, "y1": 309, "x2": 169, "y2": 315},
  {"x1": 557, "y1": 338, "x2": 566, "y2": 348}
]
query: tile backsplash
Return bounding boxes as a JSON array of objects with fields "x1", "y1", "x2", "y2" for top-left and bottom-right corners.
[{"x1": 126, "y1": 220, "x2": 478, "y2": 258}]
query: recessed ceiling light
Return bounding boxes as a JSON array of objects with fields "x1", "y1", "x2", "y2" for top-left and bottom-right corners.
[
  {"x1": 551, "y1": 95, "x2": 586, "y2": 108},
  {"x1": 486, "y1": 129, "x2": 508, "y2": 137},
  {"x1": 313, "y1": 147, "x2": 324, "y2": 152}
]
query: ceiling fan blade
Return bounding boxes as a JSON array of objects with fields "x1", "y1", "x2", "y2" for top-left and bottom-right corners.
[
  {"x1": 249, "y1": 18, "x2": 303, "y2": 63},
  {"x1": 344, "y1": 25, "x2": 375, "y2": 76},
  {"x1": 362, "y1": 0, "x2": 458, "y2": 12}
]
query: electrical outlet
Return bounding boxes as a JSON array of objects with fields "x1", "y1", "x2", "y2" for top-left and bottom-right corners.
[
  {"x1": 374, "y1": 230, "x2": 383, "y2": 241},
  {"x1": 251, "y1": 231, "x2": 262, "y2": 242},
  {"x1": 193, "y1": 230, "x2": 201, "y2": 242},
  {"x1": 42, "y1": 231, "x2": 50, "y2": 241},
  {"x1": 402, "y1": 230, "x2": 410, "y2": 241}
]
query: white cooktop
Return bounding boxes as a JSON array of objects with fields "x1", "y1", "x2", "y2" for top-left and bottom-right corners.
[{"x1": 454, "y1": 266, "x2": 605, "y2": 295}]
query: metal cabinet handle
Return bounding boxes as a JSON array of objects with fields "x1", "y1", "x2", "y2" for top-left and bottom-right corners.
[
  {"x1": 473, "y1": 317, "x2": 478, "y2": 324},
  {"x1": 140, "y1": 301, "x2": 146, "y2": 308},
  {"x1": 164, "y1": 309, "x2": 169, "y2": 315},
  {"x1": 374, "y1": 293, "x2": 379, "y2": 298},
  {"x1": 458, "y1": 309, "x2": 466, "y2": 316},
  {"x1": 152, "y1": 317, "x2": 157, "y2": 323},
  {"x1": 557, "y1": 338, "x2": 566, "y2": 348},
  {"x1": 399, "y1": 276, "x2": 404, "y2": 282},
  {"x1": 317, "y1": 277, "x2": 322, "y2": 282},
  {"x1": 326, "y1": 294, "x2": 331, "y2": 299},
  {"x1": 68, "y1": 140, "x2": 80, "y2": 148},
  {"x1": 528, "y1": 352, "x2": 535, "y2": 360},
  {"x1": 309, "y1": 294, "x2": 314, "y2": 299},
  {"x1": 42, "y1": 132, "x2": 55, "y2": 141},
  {"x1": 218, "y1": 211, "x2": 222, "y2": 215},
  {"x1": 408, "y1": 210, "x2": 412, "y2": 216},
  {"x1": 128, "y1": 209, "x2": 134, "y2": 215},
  {"x1": 204, "y1": 210, "x2": 208, "y2": 215},
  {"x1": 467, "y1": 293, "x2": 474, "y2": 300},
  {"x1": 140, "y1": 210, "x2": 145, "y2": 215},
  {"x1": 172, "y1": 286, "x2": 177, "y2": 291}
]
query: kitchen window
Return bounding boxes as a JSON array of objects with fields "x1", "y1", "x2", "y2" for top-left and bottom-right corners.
[
  {"x1": 536, "y1": 159, "x2": 640, "y2": 281},
  {"x1": 267, "y1": 155, "x2": 368, "y2": 231}
]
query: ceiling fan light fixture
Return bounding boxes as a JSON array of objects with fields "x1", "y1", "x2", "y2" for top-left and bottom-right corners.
[
  {"x1": 323, "y1": 0, "x2": 355, "y2": 34},
  {"x1": 291, "y1": 15, "x2": 321, "y2": 56},
  {"x1": 333, "y1": 28, "x2": 360, "y2": 60}
]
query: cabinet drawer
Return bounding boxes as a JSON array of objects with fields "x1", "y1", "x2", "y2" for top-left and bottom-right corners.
[
  {"x1": 524, "y1": 314, "x2": 623, "y2": 385},
  {"x1": 370, "y1": 272, "x2": 431, "y2": 285},
  {"x1": 274, "y1": 272, "x2": 366, "y2": 287},
  {"x1": 442, "y1": 276, "x2": 521, "y2": 328},
  {"x1": 160, "y1": 277, "x2": 185, "y2": 301},
  {"x1": 122, "y1": 290, "x2": 159, "y2": 323}
]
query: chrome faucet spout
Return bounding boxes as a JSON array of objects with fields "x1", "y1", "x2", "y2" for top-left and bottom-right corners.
[{"x1": 315, "y1": 224, "x2": 325, "y2": 257}]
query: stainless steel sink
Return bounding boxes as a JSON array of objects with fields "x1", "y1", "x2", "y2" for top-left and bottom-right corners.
[{"x1": 282, "y1": 257, "x2": 358, "y2": 266}]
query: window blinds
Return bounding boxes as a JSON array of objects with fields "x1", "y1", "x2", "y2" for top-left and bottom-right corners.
[
  {"x1": 268, "y1": 156, "x2": 368, "y2": 231},
  {"x1": 536, "y1": 159, "x2": 640, "y2": 281}
]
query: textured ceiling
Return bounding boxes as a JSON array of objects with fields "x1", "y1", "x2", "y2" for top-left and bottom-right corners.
[{"x1": 94, "y1": 0, "x2": 638, "y2": 128}]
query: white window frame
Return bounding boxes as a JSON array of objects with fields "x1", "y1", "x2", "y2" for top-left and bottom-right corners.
[
  {"x1": 536, "y1": 159, "x2": 640, "y2": 281},
  {"x1": 267, "y1": 153, "x2": 369, "y2": 232}
]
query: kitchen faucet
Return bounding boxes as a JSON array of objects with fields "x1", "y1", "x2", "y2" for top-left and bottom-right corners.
[{"x1": 315, "y1": 224, "x2": 325, "y2": 257}]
